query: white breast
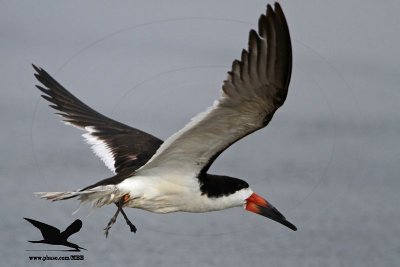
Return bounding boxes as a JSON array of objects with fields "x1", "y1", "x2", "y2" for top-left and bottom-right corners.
[{"x1": 117, "y1": 175, "x2": 253, "y2": 214}]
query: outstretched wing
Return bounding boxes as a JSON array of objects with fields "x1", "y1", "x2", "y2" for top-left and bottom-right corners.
[
  {"x1": 137, "y1": 3, "x2": 292, "y2": 178},
  {"x1": 60, "y1": 219, "x2": 82, "y2": 239},
  {"x1": 33, "y1": 65, "x2": 163, "y2": 174},
  {"x1": 24, "y1": 217, "x2": 60, "y2": 240}
]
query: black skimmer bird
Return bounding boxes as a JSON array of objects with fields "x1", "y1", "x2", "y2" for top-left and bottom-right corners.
[
  {"x1": 34, "y1": 2, "x2": 297, "y2": 236},
  {"x1": 24, "y1": 218, "x2": 86, "y2": 251}
]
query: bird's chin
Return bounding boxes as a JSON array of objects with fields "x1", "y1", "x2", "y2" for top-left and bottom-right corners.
[{"x1": 245, "y1": 193, "x2": 297, "y2": 231}]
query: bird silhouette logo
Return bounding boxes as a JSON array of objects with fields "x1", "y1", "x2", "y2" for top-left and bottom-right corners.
[{"x1": 24, "y1": 218, "x2": 86, "y2": 251}]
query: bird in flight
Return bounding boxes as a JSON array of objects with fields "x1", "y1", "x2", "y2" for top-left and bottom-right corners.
[
  {"x1": 34, "y1": 2, "x2": 296, "y2": 237},
  {"x1": 24, "y1": 218, "x2": 86, "y2": 251}
]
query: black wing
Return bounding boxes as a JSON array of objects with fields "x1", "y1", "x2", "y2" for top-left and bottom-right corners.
[
  {"x1": 33, "y1": 65, "x2": 163, "y2": 174},
  {"x1": 60, "y1": 219, "x2": 82, "y2": 239},
  {"x1": 24, "y1": 217, "x2": 60, "y2": 240}
]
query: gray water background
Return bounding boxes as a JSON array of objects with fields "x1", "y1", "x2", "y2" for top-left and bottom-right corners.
[{"x1": 1, "y1": 1, "x2": 399, "y2": 266}]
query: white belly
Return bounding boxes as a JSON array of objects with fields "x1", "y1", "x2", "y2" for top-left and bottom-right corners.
[{"x1": 116, "y1": 174, "x2": 252, "y2": 213}]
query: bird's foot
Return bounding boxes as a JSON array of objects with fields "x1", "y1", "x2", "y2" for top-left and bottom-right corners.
[
  {"x1": 104, "y1": 208, "x2": 120, "y2": 238},
  {"x1": 103, "y1": 194, "x2": 137, "y2": 237},
  {"x1": 103, "y1": 225, "x2": 112, "y2": 238},
  {"x1": 120, "y1": 208, "x2": 137, "y2": 233},
  {"x1": 119, "y1": 194, "x2": 137, "y2": 233}
]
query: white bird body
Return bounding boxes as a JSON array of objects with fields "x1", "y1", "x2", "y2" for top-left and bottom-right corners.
[
  {"x1": 118, "y1": 175, "x2": 253, "y2": 213},
  {"x1": 53, "y1": 172, "x2": 254, "y2": 214}
]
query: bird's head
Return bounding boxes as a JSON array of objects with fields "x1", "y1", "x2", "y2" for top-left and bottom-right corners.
[
  {"x1": 203, "y1": 174, "x2": 296, "y2": 231},
  {"x1": 245, "y1": 192, "x2": 297, "y2": 231}
]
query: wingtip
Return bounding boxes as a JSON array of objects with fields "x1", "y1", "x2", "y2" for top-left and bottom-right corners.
[
  {"x1": 259, "y1": 3, "x2": 278, "y2": 37},
  {"x1": 248, "y1": 29, "x2": 258, "y2": 40},
  {"x1": 273, "y1": 2, "x2": 286, "y2": 20},
  {"x1": 24, "y1": 217, "x2": 35, "y2": 224},
  {"x1": 32, "y1": 64, "x2": 41, "y2": 73},
  {"x1": 266, "y1": 3, "x2": 275, "y2": 16},
  {"x1": 73, "y1": 219, "x2": 83, "y2": 225},
  {"x1": 274, "y1": 2, "x2": 283, "y2": 11}
]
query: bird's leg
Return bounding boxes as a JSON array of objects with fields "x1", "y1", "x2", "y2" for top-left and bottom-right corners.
[
  {"x1": 118, "y1": 194, "x2": 137, "y2": 233},
  {"x1": 103, "y1": 194, "x2": 136, "y2": 237},
  {"x1": 119, "y1": 206, "x2": 137, "y2": 233},
  {"x1": 104, "y1": 206, "x2": 120, "y2": 238}
]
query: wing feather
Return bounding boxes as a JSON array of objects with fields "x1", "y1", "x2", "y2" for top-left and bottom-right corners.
[
  {"x1": 33, "y1": 65, "x2": 162, "y2": 174},
  {"x1": 137, "y1": 3, "x2": 292, "y2": 177}
]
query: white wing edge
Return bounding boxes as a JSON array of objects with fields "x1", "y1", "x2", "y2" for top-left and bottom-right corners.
[{"x1": 82, "y1": 126, "x2": 116, "y2": 173}]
